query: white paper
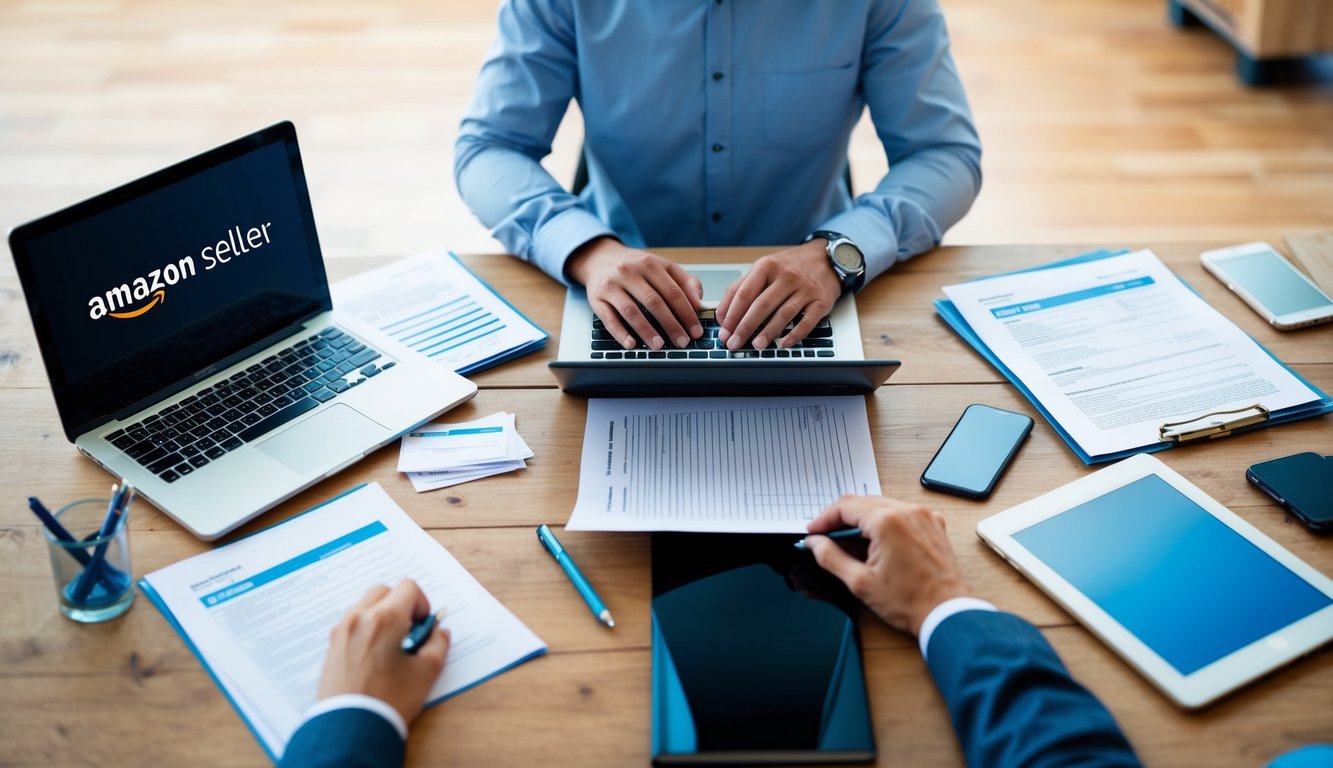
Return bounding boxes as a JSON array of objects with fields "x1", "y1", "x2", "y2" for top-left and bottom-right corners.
[
  {"x1": 142, "y1": 483, "x2": 545, "y2": 760},
  {"x1": 406, "y1": 461, "x2": 527, "y2": 492},
  {"x1": 398, "y1": 412, "x2": 521, "y2": 472},
  {"x1": 331, "y1": 249, "x2": 545, "y2": 374},
  {"x1": 942, "y1": 249, "x2": 1319, "y2": 457},
  {"x1": 566, "y1": 396, "x2": 880, "y2": 533}
]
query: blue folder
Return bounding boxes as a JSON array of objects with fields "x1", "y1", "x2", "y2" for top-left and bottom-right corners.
[{"x1": 934, "y1": 249, "x2": 1332, "y2": 464}]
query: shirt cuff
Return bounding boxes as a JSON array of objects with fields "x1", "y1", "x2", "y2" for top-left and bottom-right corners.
[
  {"x1": 917, "y1": 597, "x2": 998, "y2": 660},
  {"x1": 531, "y1": 206, "x2": 617, "y2": 286},
  {"x1": 301, "y1": 694, "x2": 408, "y2": 742}
]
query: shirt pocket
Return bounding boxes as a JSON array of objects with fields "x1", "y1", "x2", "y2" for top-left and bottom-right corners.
[{"x1": 761, "y1": 63, "x2": 858, "y2": 150}]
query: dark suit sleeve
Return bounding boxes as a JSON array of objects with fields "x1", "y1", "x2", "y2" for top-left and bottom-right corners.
[
  {"x1": 278, "y1": 707, "x2": 406, "y2": 768},
  {"x1": 925, "y1": 610, "x2": 1142, "y2": 768}
]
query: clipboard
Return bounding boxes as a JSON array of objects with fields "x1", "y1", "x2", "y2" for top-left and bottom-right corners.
[{"x1": 934, "y1": 249, "x2": 1333, "y2": 464}]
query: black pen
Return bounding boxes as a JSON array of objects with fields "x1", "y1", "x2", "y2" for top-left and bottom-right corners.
[
  {"x1": 793, "y1": 527, "x2": 863, "y2": 550},
  {"x1": 401, "y1": 611, "x2": 442, "y2": 655}
]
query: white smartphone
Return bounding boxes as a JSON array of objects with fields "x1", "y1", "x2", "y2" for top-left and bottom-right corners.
[{"x1": 1200, "y1": 241, "x2": 1333, "y2": 330}]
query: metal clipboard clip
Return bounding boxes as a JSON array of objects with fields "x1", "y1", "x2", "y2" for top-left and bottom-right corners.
[{"x1": 1158, "y1": 403, "x2": 1271, "y2": 444}]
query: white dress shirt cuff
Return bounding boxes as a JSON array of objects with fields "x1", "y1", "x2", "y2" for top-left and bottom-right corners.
[
  {"x1": 917, "y1": 597, "x2": 998, "y2": 660},
  {"x1": 300, "y1": 694, "x2": 408, "y2": 742}
]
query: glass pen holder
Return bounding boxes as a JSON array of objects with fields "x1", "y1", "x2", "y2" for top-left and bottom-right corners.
[{"x1": 43, "y1": 498, "x2": 135, "y2": 622}]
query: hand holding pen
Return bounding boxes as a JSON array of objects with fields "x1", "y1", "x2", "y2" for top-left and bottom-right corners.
[{"x1": 316, "y1": 579, "x2": 450, "y2": 726}]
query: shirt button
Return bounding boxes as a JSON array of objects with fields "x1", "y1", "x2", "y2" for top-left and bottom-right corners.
[
  {"x1": 712, "y1": 71, "x2": 724, "y2": 81},
  {"x1": 712, "y1": 143, "x2": 724, "y2": 153},
  {"x1": 712, "y1": 212, "x2": 722, "y2": 222}
]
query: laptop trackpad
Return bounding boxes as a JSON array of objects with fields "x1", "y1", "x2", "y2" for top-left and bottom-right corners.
[{"x1": 257, "y1": 404, "x2": 387, "y2": 474}]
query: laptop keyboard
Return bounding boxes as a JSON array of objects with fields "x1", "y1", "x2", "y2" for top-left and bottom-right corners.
[
  {"x1": 100, "y1": 326, "x2": 392, "y2": 483},
  {"x1": 589, "y1": 314, "x2": 835, "y2": 360}
]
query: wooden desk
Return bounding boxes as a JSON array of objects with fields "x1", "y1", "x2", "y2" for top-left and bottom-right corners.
[{"x1": 1, "y1": 244, "x2": 1329, "y2": 766}]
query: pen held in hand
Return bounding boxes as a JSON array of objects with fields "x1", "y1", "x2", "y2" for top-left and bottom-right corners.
[
  {"x1": 793, "y1": 527, "x2": 863, "y2": 550},
  {"x1": 402, "y1": 611, "x2": 442, "y2": 655}
]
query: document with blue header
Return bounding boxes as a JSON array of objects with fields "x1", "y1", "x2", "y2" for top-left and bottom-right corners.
[
  {"x1": 941, "y1": 249, "x2": 1324, "y2": 459},
  {"x1": 140, "y1": 482, "x2": 545, "y2": 761}
]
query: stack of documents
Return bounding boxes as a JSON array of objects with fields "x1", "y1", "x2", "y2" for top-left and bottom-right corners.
[
  {"x1": 332, "y1": 249, "x2": 547, "y2": 375},
  {"x1": 398, "y1": 411, "x2": 534, "y2": 492},
  {"x1": 140, "y1": 483, "x2": 546, "y2": 762},
  {"x1": 936, "y1": 249, "x2": 1332, "y2": 463},
  {"x1": 566, "y1": 396, "x2": 880, "y2": 533}
]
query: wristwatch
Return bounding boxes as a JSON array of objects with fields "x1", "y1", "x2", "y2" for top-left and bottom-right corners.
[{"x1": 805, "y1": 230, "x2": 865, "y2": 295}]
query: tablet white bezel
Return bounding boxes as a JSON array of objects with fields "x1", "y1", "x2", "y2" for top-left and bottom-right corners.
[{"x1": 976, "y1": 453, "x2": 1333, "y2": 709}]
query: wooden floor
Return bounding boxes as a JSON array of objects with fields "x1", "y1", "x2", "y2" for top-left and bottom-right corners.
[{"x1": 0, "y1": 0, "x2": 1330, "y2": 266}]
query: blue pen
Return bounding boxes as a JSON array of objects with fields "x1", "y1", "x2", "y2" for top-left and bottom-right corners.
[
  {"x1": 537, "y1": 525, "x2": 615, "y2": 628},
  {"x1": 793, "y1": 527, "x2": 863, "y2": 550},
  {"x1": 71, "y1": 483, "x2": 133, "y2": 603},
  {"x1": 401, "y1": 611, "x2": 442, "y2": 655},
  {"x1": 29, "y1": 495, "x2": 126, "y2": 589}
]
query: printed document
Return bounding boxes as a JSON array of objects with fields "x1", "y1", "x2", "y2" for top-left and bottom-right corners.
[
  {"x1": 566, "y1": 396, "x2": 880, "y2": 533},
  {"x1": 332, "y1": 249, "x2": 546, "y2": 375},
  {"x1": 399, "y1": 411, "x2": 534, "y2": 492},
  {"x1": 140, "y1": 483, "x2": 545, "y2": 760},
  {"x1": 942, "y1": 249, "x2": 1319, "y2": 457}
]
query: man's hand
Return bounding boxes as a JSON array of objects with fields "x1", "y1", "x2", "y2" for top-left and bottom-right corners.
[
  {"x1": 804, "y1": 497, "x2": 970, "y2": 636},
  {"x1": 716, "y1": 239, "x2": 841, "y2": 351},
  {"x1": 317, "y1": 579, "x2": 450, "y2": 725},
  {"x1": 566, "y1": 237, "x2": 704, "y2": 350}
]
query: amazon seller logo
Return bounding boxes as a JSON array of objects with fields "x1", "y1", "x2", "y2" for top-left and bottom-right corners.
[{"x1": 87, "y1": 222, "x2": 272, "y2": 320}]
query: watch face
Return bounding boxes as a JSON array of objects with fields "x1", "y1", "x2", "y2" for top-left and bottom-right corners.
[{"x1": 832, "y1": 242, "x2": 863, "y2": 271}]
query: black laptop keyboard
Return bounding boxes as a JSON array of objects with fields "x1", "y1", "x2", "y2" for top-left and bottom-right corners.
[
  {"x1": 590, "y1": 314, "x2": 836, "y2": 360},
  {"x1": 100, "y1": 326, "x2": 393, "y2": 483}
]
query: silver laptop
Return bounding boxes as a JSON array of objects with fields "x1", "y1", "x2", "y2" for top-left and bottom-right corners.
[
  {"x1": 550, "y1": 263, "x2": 899, "y2": 395},
  {"x1": 8, "y1": 122, "x2": 476, "y2": 540}
]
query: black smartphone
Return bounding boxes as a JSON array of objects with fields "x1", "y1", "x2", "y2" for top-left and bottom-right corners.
[
  {"x1": 1247, "y1": 452, "x2": 1333, "y2": 532},
  {"x1": 921, "y1": 404, "x2": 1033, "y2": 500}
]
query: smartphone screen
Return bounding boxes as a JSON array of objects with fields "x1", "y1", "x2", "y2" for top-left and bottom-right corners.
[
  {"x1": 921, "y1": 404, "x2": 1033, "y2": 499},
  {"x1": 1210, "y1": 250, "x2": 1333, "y2": 317}
]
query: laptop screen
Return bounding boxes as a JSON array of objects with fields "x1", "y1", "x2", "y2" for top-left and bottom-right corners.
[{"x1": 9, "y1": 122, "x2": 331, "y2": 439}]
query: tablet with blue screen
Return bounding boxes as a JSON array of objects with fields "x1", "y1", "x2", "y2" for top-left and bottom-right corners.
[{"x1": 977, "y1": 453, "x2": 1333, "y2": 708}]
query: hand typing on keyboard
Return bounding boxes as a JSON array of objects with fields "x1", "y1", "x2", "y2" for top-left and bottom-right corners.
[
  {"x1": 566, "y1": 237, "x2": 704, "y2": 351},
  {"x1": 717, "y1": 240, "x2": 842, "y2": 350}
]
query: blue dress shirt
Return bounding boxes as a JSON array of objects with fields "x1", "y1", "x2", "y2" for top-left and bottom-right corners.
[{"x1": 456, "y1": 0, "x2": 981, "y2": 287}]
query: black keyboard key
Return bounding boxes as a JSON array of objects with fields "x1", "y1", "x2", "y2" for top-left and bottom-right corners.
[
  {"x1": 126, "y1": 441, "x2": 157, "y2": 459},
  {"x1": 111, "y1": 434, "x2": 137, "y2": 450},
  {"x1": 221, "y1": 436, "x2": 243, "y2": 451},
  {"x1": 317, "y1": 348, "x2": 337, "y2": 359},
  {"x1": 160, "y1": 469, "x2": 180, "y2": 483},
  {"x1": 688, "y1": 351, "x2": 707, "y2": 358},
  {"x1": 591, "y1": 340, "x2": 621, "y2": 351},
  {"x1": 237, "y1": 396, "x2": 320, "y2": 443},
  {"x1": 806, "y1": 325, "x2": 834, "y2": 338},
  {"x1": 181, "y1": 445, "x2": 201, "y2": 457},
  {"x1": 606, "y1": 352, "x2": 623, "y2": 359},
  {"x1": 317, "y1": 360, "x2": 336, "y2": 372},
  {"x1": 240, "y1": 412, "x2": 263, "y2": 426},
  {"x1": 709, "y1": 351, "x2": 727, "y2": 358},
  {"x1": 817, "y1": 350, "x2": 835, "y2": 357},
  {"x1": 803, "y1": 350, "x2": 817, "y2": 357},
  {"x1": 104, "y1": 428, "x2": 126, "y2": 441},
  {"x1": 760, "y1": 349, "x2": 776, "y2": 358},
  {"x1": 590, "y1": 352, "x2": 603, "y2": 359},
  {"x1": 258, "y1": 403, "x2": 278, "y2": 417},
  {"x1": 381, "y1": 362, "x2": 395, "y2": 370},
  {"x1": 127, "y1": 428, "x2": 149, "y2": 443},
  {"x1": 346, "y1": 341, "x2": 366, "y2": 354},
  {"x1": 197, "y1": 437, "x2": 217, "y2": 449},
  {"x1": 304, "y1": 380, "x2": 326, "y2": 394},
  {"x1": 336, "y1": 362, "x2": 357, "y2": 376},
  {"x1": 591, "y1": 328, "x2": 614, "y2": 341},
  {"x1": 205, "y1": 446, "x2": 226, "y2": 460},
  {"x1": 148, "y1": 452, "x2": 185, "y2": 474},
  {"x1": 189, "y1": 455, "x2": 210, "y2": 468},
  {"x1": 804, "y1": 338, "x2": 834, "y2": 348},
  {"x1": 360, "y1": 364, "x2": 380, "y2": 377},
  {"x1": 175, "y1": 463, "x2": 194, "y2": 477},
  {"x1": 667, "y1": 351, "x2": 687, "y2": 359},
  {"x1": 318, "y1": 326, "x2": 340, "y2": 338}
]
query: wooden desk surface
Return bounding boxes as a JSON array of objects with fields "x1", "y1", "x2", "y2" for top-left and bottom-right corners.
[{"x1": 1, "y1": 244, "x2": 1330, "y2": 766}]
